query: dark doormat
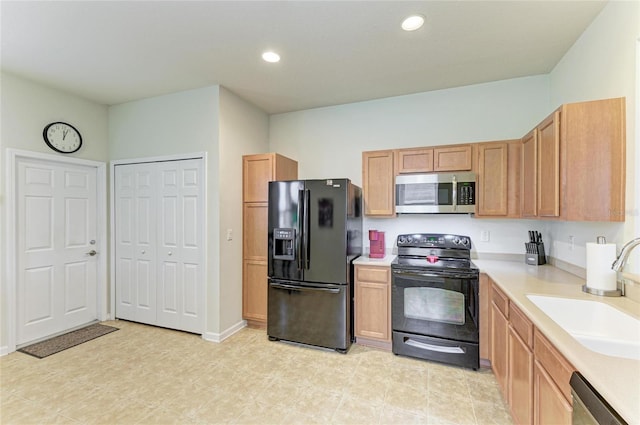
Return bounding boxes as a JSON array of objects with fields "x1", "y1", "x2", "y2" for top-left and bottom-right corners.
[{"x1": 18, "y1": 323, "x2": 119, "y2": 359}]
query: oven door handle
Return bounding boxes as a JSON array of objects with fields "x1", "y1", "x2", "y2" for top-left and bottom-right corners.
[
  {"x1": 270, "y1": 282, "x2": 341, "y2": 294},
  {"x1": 405, "y1": 338, "x2": 465, "y2": 354},
  {"x1": 393, "y1": 269, "x2": 476, "y2": 280}
]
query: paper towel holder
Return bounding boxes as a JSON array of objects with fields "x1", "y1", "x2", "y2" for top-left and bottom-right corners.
[
  {"x1": 581, "y1": 236, "x2": 623, "y2": 297},
  {"x1": 581, "y1": 285, "x2": 622, "y2": 297}
]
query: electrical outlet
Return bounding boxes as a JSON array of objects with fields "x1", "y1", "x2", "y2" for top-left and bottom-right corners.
[
  {"x1": 480, "y1": 230, "x2": 490, "y2": 242},
  {"x1": 569, "y1": 235, "x2": 575, "y2": 250},
  {"x1": 226, "y1": 229, "x2": 233, "y2": 241}
]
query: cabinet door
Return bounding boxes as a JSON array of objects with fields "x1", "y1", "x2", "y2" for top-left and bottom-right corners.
[
  {"x1": 354, "y1": 266, "x2": 391, "y2": 342},
  {"x1": 433, "y1": 145, "x2": 472, "y2": 171},
  {"x1": 243, "y1": 260, "x2": 268, "y2": 322},
  {"x1": 534, "y1": 360, "x2": 572, "y2": 425},
  {"x1": 537, "y1": 110, "x2": 560, "y2": 217},
  {"x1": 561, "y1": 98, "x2": 626, "y2": 221},
  {"x1": 396, "y1": 148, "x2": 433, "y2": 173},
  {"x1": 509, "y1": 327, "x2": 534, "y2": 425},
  {"x1": 243, "y1": 203, "x2": 268, "y2": 260},
  {"x1": 521, "y1": 129, "x2": 537, "y2": 218},
  {"x1": 477, "y1": 142, "x2": 508, "y2": 216},
  {"x1": 362, "y1": 150, "x2": 395, "y2": 216},
  {"x1": 243, "y1": 154, "x2": 273, "y2": 203},
  {"x1": 355, "y1": 281, "x2": 390, "y2": 340},
  {"x1": 479, "y1": 274, "x2": 491, "y2": 361},
  {"x1": 491, "y1": 302, "x2": 509, "y2": 400}
]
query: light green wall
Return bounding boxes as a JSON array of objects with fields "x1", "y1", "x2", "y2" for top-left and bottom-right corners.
[
  {"x1": 218, "y1": 86, "x2": 269, "y2": 332},
  {"x1": 269, "y1": 75, "x2": 552, "y2": 255},
  {"x1": 108, "y1": 85, "x2": 270, "y2": 337},
  {"x1": 547, "y1": 0, "x2": 639, "y2": 271},
  {"x1": 0, "y1": 72, "x2": 109, "y2": 350},
  {"x1": 108, "y1": 86, "x2": 223, "y2": 334}
]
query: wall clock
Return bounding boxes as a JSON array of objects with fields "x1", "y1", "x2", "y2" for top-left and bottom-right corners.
[{"x1": 43, "y1": 122, "x2": 82, "y2": 153}]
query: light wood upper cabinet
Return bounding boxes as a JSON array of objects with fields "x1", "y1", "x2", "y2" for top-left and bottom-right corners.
[
  {"x1": 433, "y1": 145, "x2": 473, "y2": 171},
  {"x1": 395, "y1": 145, "x2": 472, "y2": 174},
  {"x1": 362, "y1": 150, "x2": 395, "y2": 217},
  {"x1": 521, "y1": 129, "x2": 538, "y2": 218},
  {"x1": 561, "y1": 97, "x2": 626, "y2": 222},
  {"x1": 396, "y1": 148, "x2": 434, "y2": 173},
  {"x1": 521, "y1": 97, "x2": 625, "y2": 222},
  {"x1": 537, "y1": 110, "x2": 561, "y2": 217},
  {"x1": 476, "y1": 140, "x2": 521, "y2": 217},
  {"x1": 243, "y1": 153, "x2": 298, "y2": 203},
  {"x1": 242, "y1": 153, "x2": 297, "y2": 328}
]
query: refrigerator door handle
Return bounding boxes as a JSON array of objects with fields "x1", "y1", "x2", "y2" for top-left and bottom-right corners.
[
  {"x1": 303, "y1": 189, "x2": 311, "y2": 269},
  {"x1": 270, "y1": 282, "x2": 341, "y2": 294},
  {"x1": 297, "y1": 189, "x2": 304, "y2": 271}
]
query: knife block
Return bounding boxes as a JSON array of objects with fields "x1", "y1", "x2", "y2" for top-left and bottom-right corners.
[{"x1": 525, "y1": 242, "x2": 546, "y2": 265}]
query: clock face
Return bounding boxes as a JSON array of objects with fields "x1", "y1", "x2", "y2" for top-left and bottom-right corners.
[{"x1": 43, "y1": 122, "x2": 82, "y2": 153}]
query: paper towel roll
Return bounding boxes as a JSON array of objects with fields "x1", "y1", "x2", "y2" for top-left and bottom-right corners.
[{"x1": 586, "y1": 242, "x2": 618, "y2": 291}]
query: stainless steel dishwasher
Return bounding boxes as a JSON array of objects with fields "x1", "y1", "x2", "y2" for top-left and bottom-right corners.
[{"x1": 570, "y1": 372, "x2": 627, "y2": 425}]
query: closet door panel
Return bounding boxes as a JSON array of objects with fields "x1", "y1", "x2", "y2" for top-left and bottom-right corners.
[{"x1": 156, "y1": 159, "x2": 204, "y2": 333}]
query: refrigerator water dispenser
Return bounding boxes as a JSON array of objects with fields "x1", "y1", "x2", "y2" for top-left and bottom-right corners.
[{"x1": 273, "y1": 228, "x2": 296, "y2": 260}]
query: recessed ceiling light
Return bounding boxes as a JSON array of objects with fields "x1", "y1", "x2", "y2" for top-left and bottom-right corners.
[
  {"x1": 262, "y1": 51, "x2": 280, "y2": 63},
  {"x1": 401, "y1": 15, "x2": 425, "y2": 31}
]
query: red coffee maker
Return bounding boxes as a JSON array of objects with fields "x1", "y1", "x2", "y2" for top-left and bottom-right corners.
[{"x1": 368, "y1": 230, "x2": 385, "y2": 258}]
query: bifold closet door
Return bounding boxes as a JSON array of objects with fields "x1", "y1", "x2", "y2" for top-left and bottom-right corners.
[
  {"x1": 114, "y1": 159, "x2": 204, "y2": 333},
  {"x1": 155, "y1": 159, "x2": 204, "y2": 333},
  {"x1": 115, "y1": 163, "x2": 158, "y2": 326}
]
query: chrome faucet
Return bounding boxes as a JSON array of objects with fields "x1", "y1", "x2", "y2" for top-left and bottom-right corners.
[{"x1": 612, "y1": 237, "x2": 640, "y2": 271}]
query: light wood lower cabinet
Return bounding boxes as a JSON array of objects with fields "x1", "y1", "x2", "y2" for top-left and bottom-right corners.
[
  {"x1": 508, "y1": 304, "x2": 534, "y2": 425},
  {"x1": 534, "y1": 359, "x2": 572, "y2": 425},
  {"x1": 242, "y1": 260, "x2": 268, "y2": 323},
  {"x1": 491, "y1": 283, "x2": 509, "y2": 400},
  {"x1": 489, "y1": 278, "x2": 575, "y2": 425},
  {"x1": 354, "y1": 264, "x2": 391, "y2": 350}
]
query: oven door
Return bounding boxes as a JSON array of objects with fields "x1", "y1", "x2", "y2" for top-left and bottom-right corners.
[{"x1": 391, "y1": 267, "x2": 479, "y2": 343}]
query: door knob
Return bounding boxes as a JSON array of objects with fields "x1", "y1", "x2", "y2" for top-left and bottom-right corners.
[{"x1": 87, "y1": 250, "x2": 97, "y2": 256}]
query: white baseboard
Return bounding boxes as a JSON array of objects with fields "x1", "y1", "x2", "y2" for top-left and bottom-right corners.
[
  {"x1": 202, "y1": 320, "x2": 247, "y2": 343},
  {"x1": 1, "y1": 345, "x2": 11, "y2": 356}
]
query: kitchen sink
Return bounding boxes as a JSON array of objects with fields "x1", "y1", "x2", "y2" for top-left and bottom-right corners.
[{"x1": 526, "y1": 295, "x2": 640, "y2": 360}]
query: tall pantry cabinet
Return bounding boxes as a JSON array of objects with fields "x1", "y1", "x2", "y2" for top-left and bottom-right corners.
[{"x1": 242, "y1": 153, "x2": 298, "y2": 328}]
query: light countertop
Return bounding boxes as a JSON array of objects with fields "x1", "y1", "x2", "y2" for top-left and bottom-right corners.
[
  {"x1": 353, "y1": 254, "x2": 396, "y2": 267},
  {"x1": 473, "y1": 260, "x2": 640, "y2": 425}
]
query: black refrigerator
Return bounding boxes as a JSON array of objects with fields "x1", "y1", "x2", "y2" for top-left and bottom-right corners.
[{"x1": 267, "y1": 179, "x2": 362, "y2": 353}]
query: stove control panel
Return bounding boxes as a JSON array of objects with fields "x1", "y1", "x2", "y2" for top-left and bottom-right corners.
[{"x1": 396, "y1": 233, "x2": 471, "y2": 249}]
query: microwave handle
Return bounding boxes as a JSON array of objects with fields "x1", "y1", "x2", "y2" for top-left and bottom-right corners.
[{"x1": 452, "y1": 175, "x2": 457, "y2": 212}]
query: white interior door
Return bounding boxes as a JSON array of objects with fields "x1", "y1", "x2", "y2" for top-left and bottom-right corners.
[
  {"x1": 17, "y1": 158, "x2": 98, "y2": 345},
  {"x1": 156, "y1": 159, "x2": 204, "y2": 333},
  {"x1": 114, "y1": 163, "x2": 157, "y2": 325},
  {"x1": 114, "y1": 158, "x2": 204, "y2": 333}
]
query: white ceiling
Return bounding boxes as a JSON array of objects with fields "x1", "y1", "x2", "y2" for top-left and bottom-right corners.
[{"x1": 1, "y1": 1, "x2": 607, "y2": 114}]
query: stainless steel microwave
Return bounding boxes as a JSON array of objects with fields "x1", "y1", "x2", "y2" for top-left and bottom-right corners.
[{"x1": 395, "y1": 172, "x2": 476, "y2": 214}]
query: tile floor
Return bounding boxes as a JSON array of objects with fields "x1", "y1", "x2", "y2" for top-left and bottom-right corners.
[{"x1": 1, "y1": 320, "x2": 513, "y2": 424}]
